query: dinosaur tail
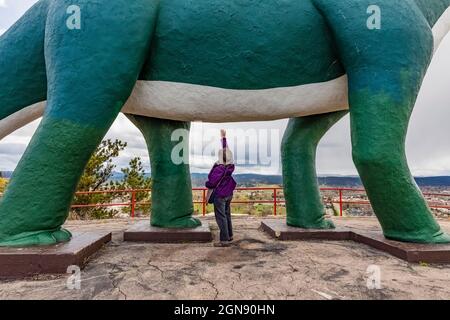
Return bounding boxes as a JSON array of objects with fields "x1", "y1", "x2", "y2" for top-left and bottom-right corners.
[
  {"x1": 0, "y1": 0, "x2": 49, "y2": 139},
  {"x1": 431, "y1": 4, "x2": 450, "y2": 53},
  {"x1": 0, "y1": 103, "x2": 45, "y2": 140}
]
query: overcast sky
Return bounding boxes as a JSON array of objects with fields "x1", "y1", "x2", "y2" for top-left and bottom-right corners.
[{"x1": 1, "y1": 0, "x2": 450, "y2": 176}]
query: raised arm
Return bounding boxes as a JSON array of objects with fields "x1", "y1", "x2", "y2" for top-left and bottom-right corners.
[{"x1": 221, "y1": 129, "x2": 227, "y2": 148}]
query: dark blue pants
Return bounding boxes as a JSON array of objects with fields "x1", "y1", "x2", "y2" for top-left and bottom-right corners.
[{"x1": 213, "y1": 195, "x2": 233, "y2": 242}]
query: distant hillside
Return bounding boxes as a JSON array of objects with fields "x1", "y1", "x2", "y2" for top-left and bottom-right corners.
[
  {"x1": 2, "y1": 170, "x2": 450, "y2": 188},
  {"x1": 192, "y1": 174, "x2": 358, "y2": 187},
  {"x1": 192, "y1": 173, "x2": 283, "y2": 187},
  {"x1": 414, "y1": 176, "x2": 450, "y2": 187},
  {"x1": 110, "y1": 171, "x2": 151, "y2": 181},
  {"x1": 193, "y1": 174, "x2": 450, "y2": 188},
  {"x1": 0, "y1": 171, "x2": 12, "y2": 178}
]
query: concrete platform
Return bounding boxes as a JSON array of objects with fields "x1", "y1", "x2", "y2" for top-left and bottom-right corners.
[
  {"x1": 0, "y1": 231, "x2": 111, "y2": 278},
  {"x1": 260, "y1": 220, "x2": 352, "y2": 241},
  {"x1": 353, "y1": 232, "x2": 450, "y2": 264},
  {"x1": 2, "y1": 217, "x2": 450, "y2": 299},
  {"x1": 261, "y1": 219, "x2": 450, "y2": 264},
  {"x1": 124, "y1": 221, "x2": 213, "y2": 243}
]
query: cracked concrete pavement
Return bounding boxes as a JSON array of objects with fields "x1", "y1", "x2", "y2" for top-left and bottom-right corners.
[{"x1": 0, "y1": 216, "x2": 449, "y2": 300}]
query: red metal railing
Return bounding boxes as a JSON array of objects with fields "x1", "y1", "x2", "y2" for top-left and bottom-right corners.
[
  {"x1": 71, "y1": 188, "x2": 152, "y2": 218},
  {"x1": 69, "y1": 187, "x2": 450, "y2": 218},
  {"x1": 193, "y1": 187, "x2": 282, "y2": 216}
]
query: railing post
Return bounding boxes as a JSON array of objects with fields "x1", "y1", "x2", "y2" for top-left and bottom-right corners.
[
  {"x1": 202, "y1": 189, "x2": 206, "y2": 216},
  {"x1": 131, "y1": 191, "x2": 136, "y2": 218},
  {"x1": 273, "y1": 188, "x2": 277, "y2": 216},
  {"x1": 339, "y1": 189, "x2": 343, "y2": 217}
]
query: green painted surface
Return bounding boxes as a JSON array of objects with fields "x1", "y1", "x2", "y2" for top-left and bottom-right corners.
[
  {"x1": 314, "y1": 0, "x2": 450, "y2": 243},
  {"x1": 141, "y1": 0, "x2": 344, "y2": 89},
  {"x1": 351, "y1": 91, "x2": 450, "y2": 243},
  {"x1": 0, "y1": 0, "x2": 158, "y2": 246},
  {"x1": 1, "y1": 0, "x2": 450, "y2": 246},
  {"x1": 127, "y1": 115, "x2": 201, "y2": 228},
  {"x1": 415, "y1": 0, "x2": 450, "y2": 26},
  {"x1": 0, "y1": 118, "x2": 99, "y2": 246},
  {"x1": 0, "y1": 0, "x2": 49, "y2": 120},
  {"x1": 282, "y1": 111, "x2": 347, "y2": 229}
]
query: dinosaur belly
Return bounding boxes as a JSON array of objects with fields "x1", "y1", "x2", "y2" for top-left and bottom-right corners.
[{"x1": 122, "y1": 76, "x2": 349, "y2": 123}]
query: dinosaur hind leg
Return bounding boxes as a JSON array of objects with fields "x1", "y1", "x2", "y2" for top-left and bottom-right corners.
[
  {"x1": 0, "y1": 0, "x2": 158, "y2": 247},
  {"x1": 126, "y1": 115, "x2": 201, "y2": 228},
  {"x1": 316, "y1": 0, "x2": 450, "y2": 243},
  {"x1": 0, "y1": 0, "x2": 49, "y2": 127}
]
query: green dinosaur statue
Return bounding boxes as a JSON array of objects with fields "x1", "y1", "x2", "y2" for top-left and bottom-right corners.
[{"x1": 0, "y1": 0, "x2": 450, "y2": 246}]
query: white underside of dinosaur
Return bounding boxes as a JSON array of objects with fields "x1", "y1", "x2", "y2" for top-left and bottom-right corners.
[{"x1": 1, "y1": 6, "x2": 449, "y2": 139}]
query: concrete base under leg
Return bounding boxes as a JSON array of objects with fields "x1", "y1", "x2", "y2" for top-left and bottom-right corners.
[
  {"x1": 261, "y1": 219, "x2": 450, "y2": 264},
  {"x1": 124, "y1": 220, "x2": 213, "y2": 243},
  {"x1": 260, "y1": 219, "x2": 352, "y2": 241},
  {"x1": 0, "y1": 231, "x2": 111, "y2": 278}
]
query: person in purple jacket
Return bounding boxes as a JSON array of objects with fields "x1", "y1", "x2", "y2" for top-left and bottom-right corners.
[{"x1": 206, "y1": 129, "x2": 237, "y2": 247}]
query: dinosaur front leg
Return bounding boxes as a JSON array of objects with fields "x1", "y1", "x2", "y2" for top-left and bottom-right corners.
[
  {"x1": 315, "y1": 0, "x2": 450, "y2": 243},
  {"x1": 282, "y1": 111, "x2": 347, "y2": 229},
  {"x1": 0, "y1": 0, "x2": 158, "y2": 246},
  {"x1": 127, "y1": 115, "x2": 201, "y2": 228}
]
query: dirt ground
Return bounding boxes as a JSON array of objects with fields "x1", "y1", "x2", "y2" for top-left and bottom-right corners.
[{"x1": 0, "y1": 216, "x2": 449, "y2": 300}]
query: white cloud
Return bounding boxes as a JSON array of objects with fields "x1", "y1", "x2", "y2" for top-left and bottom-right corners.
[{"x1": 0, "y1": 0, "x2": 7, "y2": 8}]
